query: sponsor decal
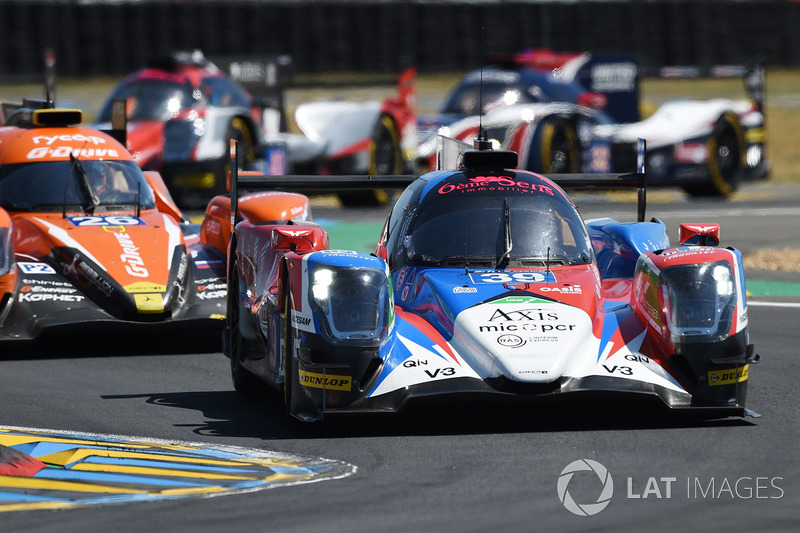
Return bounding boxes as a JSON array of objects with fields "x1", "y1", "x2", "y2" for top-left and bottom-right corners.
[
  {"x1": 27, "y1": 147, "x2": 119, "y2": 160},
  {"x1": 123, "y1": 282, "x2": 166, "y2": 294},
  {"x1": 493, "y1": 295, "x2": 551, "y2": 305},
  {"x1": 478, "y1": 305, "x2": 577, "y2": 334},
  {"x1": 21, "y1": 278, "x2": 70, "y2": 287},
  {"x1": 438, "y1": 175, "x2": 555, "y2": 197},
  {"x1": 292, "y1": 315, "x2": 311, "y2": 327},
  {"x1": 297, "y1": 370, "x2": 352, "y2": 391},
  {"x1": 76, "y1": 260, "x2": 115, "y2": 296},
  {"x1": 31, "y1": 133, "x2": 107, "y2": 146},
  {"x1": 590, "y1": 62, "x2": 638, "y2": 92},
  {"x1": 26, "y1": 135, "x2": 119, "y2": 160},
  {"x1": 196, "y1": 290, "x2": 225, "y2": 301},
  {"x1": 111, "y1": 229, "x2": 148, "y2": 278},
  {"x1": 17, "y1": 262, "x2": 57, "y2": 275},
  {"x1": 19, "y1": 285, "x2": 76, "y2": 294},
  {"x1": 197, "y1": 283, "x2": 226, "y2": 291},
  {"x1": 540, "y1": 284, "x2": 582, "y2": 294},
  {"x1": 708, "y1": 365, "x2": 749, "y2": 386},
  {"x1": 19, "y1": 292, "x2": 84, "y2": 303},
  {"x1": 453, "y1": 286, "x2": 477, "y2": 293},
  {"x1": 497, "y1": 334, "x2": 524, "y2": 347},
  {"x1": 660, "y1": 248, "x2": 718, "y2": 260}
]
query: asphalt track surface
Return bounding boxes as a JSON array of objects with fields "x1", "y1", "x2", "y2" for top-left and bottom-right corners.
[{"x1": 1, "y1": 181, "x2": 799, "y2": 532}]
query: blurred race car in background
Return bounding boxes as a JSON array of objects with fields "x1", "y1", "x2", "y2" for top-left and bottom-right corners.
[
  {"x1": 0, "y1": 98, "x2": 248, "y2": 344},
  {"x1": 417, "y1": 49, "x2": 768, "y2": 197},
  {"x1": 95, "y1": 50, "x2": 416, "y2": 208},
  {"x1": 205, "y1": 137, "x2": 758, "y2": 422}
]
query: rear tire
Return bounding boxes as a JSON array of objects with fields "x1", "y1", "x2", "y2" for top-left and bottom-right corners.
[
  {"x1": 683, "y1": 112, "x2": 744, "y2": 197},
  {"x1": 536, "y1": 116, "x2": 580, "y2": 173}
]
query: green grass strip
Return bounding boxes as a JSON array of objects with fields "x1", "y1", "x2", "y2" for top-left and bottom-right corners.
[{"x1": 746, "y1": 280, "x2": 800, "y2": 297}]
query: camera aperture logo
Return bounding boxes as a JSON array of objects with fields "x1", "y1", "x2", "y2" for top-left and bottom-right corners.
[
  {"x1": 557, "y1": 460, "x2": 785, "y2": 516},
  {"x1": 557, "y1": 459, "x2": 614, "y2": 516}
]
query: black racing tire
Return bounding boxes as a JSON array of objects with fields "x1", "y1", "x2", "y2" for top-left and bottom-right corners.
[
  {"x1": 228, "y1": 256, "x2": 262, "y2": 397},
  {"x1": 536, "y1": 116, "x2": 580, "y2": 174},
  {"x1": 683, "y1": 112, "x2": 745, "y2": 198},
  {"x1": 282, "y1": 285, "x2": 294, "y2": 414},
  {"x1": 339, "y1": 115, "x2": 399, "y2": 207}
]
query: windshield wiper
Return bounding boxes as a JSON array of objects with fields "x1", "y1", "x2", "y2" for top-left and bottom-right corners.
[
  {"x1": 497, "y1": 199, "x2": 512, "y2": 269},
  {"x1": 69, "y1": 153, "x2": 100, "y2": 214}
]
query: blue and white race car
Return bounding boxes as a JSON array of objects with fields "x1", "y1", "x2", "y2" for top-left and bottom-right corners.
[
  {"x1": 204, "y1": 137, "x2": 759, "y2": 422},
  {"x1": 417, "y1": 49, "x2": 769, "y2": 198}
]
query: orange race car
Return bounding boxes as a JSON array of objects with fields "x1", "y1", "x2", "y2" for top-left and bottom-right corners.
[{"x1": 0, "y1": 98, "x2": 310, "y2": 345}]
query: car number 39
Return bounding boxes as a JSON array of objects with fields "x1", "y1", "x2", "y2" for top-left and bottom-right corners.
[{"x1": 476, "y1": 272, "x2": 546, "y2": 283}]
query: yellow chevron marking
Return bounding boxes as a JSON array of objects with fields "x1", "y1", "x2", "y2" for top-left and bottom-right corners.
[
  {"x1": 37, "y1": 448, "x2": 250, "y2": 468},
  {"x1": 0, "y1": 502, "x2": 78, "y2": 512},
  {"x1": 0, "y1": 475, "x2": 147, "y2": 494},
  {"x1": 70, "y1": 463, "x2": 258, "y2": 480}
]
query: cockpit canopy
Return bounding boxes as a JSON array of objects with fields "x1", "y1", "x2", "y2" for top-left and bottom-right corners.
[
  {"x1": 385, "y1": 169, "x2": 594, "y2": 270},
  {"x1": 0, "y1": 159, "x2": 156, "y2": 212}
]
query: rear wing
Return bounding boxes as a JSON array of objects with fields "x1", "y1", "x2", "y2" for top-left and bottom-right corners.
[
  {"x1": 647, "y1": 61, "x2": 766, "y2": 115},
  {"x1": 210, "y1": 54, "x2": 293, "y2": 133},
  {"x1": 436, "y1": 135, "x2": 648, "y2": 222},
  {"x1": 509, "y1": 49, "x2": 766, "y2": 123},
  {"x1": 228, "y1": 135, "x2": 647, "y2": 231},
  {"x1": 227, "y1": 140, "x2": 418, "y2": 229}
]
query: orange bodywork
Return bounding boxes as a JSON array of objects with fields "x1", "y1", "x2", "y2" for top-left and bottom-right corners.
[{"x1": 0, "y1": 106, "x2": 228, "y2": 340}]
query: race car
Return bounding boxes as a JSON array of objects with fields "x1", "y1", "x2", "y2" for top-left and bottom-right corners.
[
  {"x1": 0, "y1": 99, "x2": 306, "y2": 344},
  {"x1": 95, "y1": 50, "x2": 416, "y2": 208},
  {"x1": 93, "y1": 50, "x2": 286, "y2": 209},
  {"x1": 417, "y1": 49, "x2": 768, "y2": 198},
  {"x1": 206, "y1": 136, "x2": 759, "y2": 422}
]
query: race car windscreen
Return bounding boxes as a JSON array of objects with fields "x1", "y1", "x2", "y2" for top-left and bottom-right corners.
[
  {"x1": 403, "y1": 188, "x2": 592, "y2": 268},
  {"x1": 440, "y1": 72, "x2": 587, "y2": 116},
  {"x1": 97, "y1": 79, "x2": 201, "y2": 122},
  {"x1": 0, "y1": 160, "x2": 156, "y2": 212}
]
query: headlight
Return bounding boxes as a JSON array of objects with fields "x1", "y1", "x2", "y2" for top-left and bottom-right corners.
[
  {"x1": 310, "y1": 265, "x2": 391, "y2": 343},
  {"x1": 659, "y1": 261, "x2": 736, "y2": 342},
  {"x1": 0, "y1": 227, "x2": 13, "y2": 277}
]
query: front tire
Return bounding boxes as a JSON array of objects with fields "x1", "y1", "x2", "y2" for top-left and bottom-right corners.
[{"x1": 282, "y1": 285, "x2": 295, "y2": 414}]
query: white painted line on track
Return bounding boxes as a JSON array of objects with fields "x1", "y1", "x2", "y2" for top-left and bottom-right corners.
[{"x1": 748, "y1": 301, "x2": 800, "y2": 308}]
